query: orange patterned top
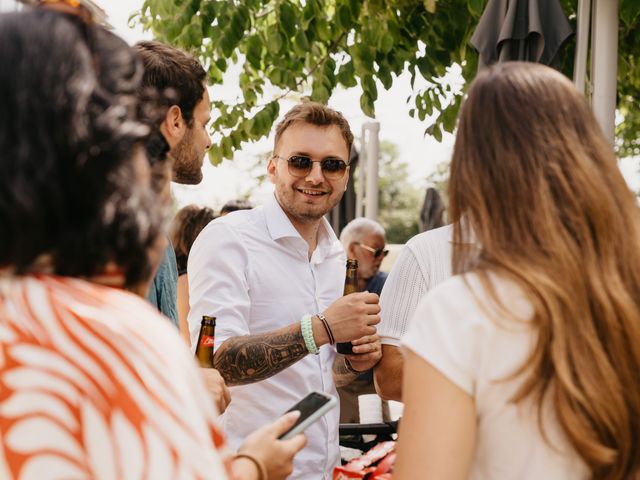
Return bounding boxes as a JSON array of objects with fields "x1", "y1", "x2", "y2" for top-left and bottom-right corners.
[{"x1": 0, "y1": 274, "x2": 232, "y2": 479}]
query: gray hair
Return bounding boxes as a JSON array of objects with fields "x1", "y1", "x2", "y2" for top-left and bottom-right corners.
[{"x1": 340, "y1": 217, "x2": 386, "y2": 250}]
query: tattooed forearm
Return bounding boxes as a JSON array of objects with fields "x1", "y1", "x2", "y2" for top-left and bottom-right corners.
[
  {"x1": 333, "y1": 354, "x2": 359, "y2": 388},
  {"x1": 213, "y1": 324, "x2": 308, "y2": 386}
]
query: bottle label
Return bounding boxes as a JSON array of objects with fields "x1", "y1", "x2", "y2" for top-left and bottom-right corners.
[{"x1": 200, "y1": 335, "x2": 215, "y2": 348}]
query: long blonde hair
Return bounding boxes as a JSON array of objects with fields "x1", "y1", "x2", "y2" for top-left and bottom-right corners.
[{"x1": 449, "y1": 62, "x2": 640, "y2": 479}]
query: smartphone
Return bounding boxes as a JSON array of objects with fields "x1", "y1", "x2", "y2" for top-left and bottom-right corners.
[{"x1": 278, "y1": 391, "x2": 338, "y2": 440}]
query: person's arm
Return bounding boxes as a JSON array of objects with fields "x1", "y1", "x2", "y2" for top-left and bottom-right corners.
[
  {"x1": 394, "y1": 349, "x2": 476, "y2": 479},
  {"x1": 332, "y1": 332, "x2": 382, "y2": 387},
  {"x1": 214, "y1": 294, "x2": 380, "y2": 386},
  {"x1": 214, "y1": 323, "x2": 308, "y2": 386},
  {"x1": 374, "y1": 245, "x2": 428, "y2": 401},
  {"x1": 189, "y1": 222, "x2": 380, "y2": 387},
  {"x1": 373, "y1": 344, "x2": 404, "y2": 401},
  {"x1": 176, "y1": 274, "x2": 191, "y2": 345}
]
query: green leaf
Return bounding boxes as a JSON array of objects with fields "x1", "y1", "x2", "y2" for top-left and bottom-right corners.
[
  {"x1": 294, "y1": 31, "x2": 310, "y2": 55},
  {"x1": 267, "y1": 31, "x2": 284, "y2": 54},
  {"x1": 336, "y1": 4, "x2": 352, "y2": 30},
  {"x1": 215, "y1": 57, "x2": 228, "y2": 72},
  {"x1": 415, "y1": 55, "x2": 432, "y2": 79},
  {"x1": 337, "y1": 60, "x2": 357, "y2": 87},
  {"x1": 221, "y1": 136, "x2": 233, "y2": 159},
  {"x1": 208, "y1": 145, "x2": 223, "y2": 165},
  {"x1": 467, "y1": 0, "x2": 485, "y2": 17},
  {"x1": 246, "y1": 35, "x2": 263, "y2": 69},
  {"x1": 423, "y1": 0, "x2": 437, "y2": 14},
  {"x1": 280, "y1": 2, "x2": 297, "y2": 37},
  {"x1": 377, "y1": 65, "x2": 393, "y2": 90},
  {"x1": 362, "y1": 75, "x2": 378, "y2": 101},
  {"x1": 380, "y1": 32, "x2": 394, "y2": 54},
  {"x1": 316, "y1": 18, "x2": 332, "y2": 41},
  {"x1": 311, "y1": 85, "x2": 331, "y2": 103},
  {"x1": 360, "y1": 92, "x2": 375, "y2": 118}
]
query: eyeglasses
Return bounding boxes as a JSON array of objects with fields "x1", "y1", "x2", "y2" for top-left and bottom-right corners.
[
  {"x1": 355, "y1": 243, "x2": 389, "y2": 258},
  {"x1": 273, "y1": 155, "x2": 349, "y2": 180}
]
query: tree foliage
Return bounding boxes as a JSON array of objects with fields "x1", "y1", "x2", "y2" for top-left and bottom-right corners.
[
  {"x1": 134, "y1": 0, "x2": 640, "y2": 161},
  {"x1": 375, "y1": 142, "x2": 423, "y2": 244}
]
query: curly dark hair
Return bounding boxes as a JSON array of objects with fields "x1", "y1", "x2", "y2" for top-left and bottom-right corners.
[
  {"x1": 134, "y1": 41, "x2": 207, "y2": 126},
  {"x1": 0, "y1": 9, "x2": 168, "y2": 288},
  {"x1": 170, "y1": 205, "x2": 217, "y2": 275}
]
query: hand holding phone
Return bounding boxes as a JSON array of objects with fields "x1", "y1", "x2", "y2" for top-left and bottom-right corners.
[{"x1": 278, "y1": 391, "x2": 338, "y2": 440}]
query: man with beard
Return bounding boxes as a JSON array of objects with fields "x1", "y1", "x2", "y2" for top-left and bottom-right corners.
[
  {"x1": 188, "y1": 102, "x2": 382, "y2": 479},
  {"x1": 134, "y1": 41, "x2": 212, "y2": 326},
  {"x1": 135, "y1": 42, "x2": 231, "y2": 415}
]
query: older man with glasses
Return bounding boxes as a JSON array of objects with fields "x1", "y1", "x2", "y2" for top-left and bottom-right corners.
[
  {"x1": 188, "y1": 102, "x2": 382, "y2": 479},
  {"x1": 336, "y1": 218, "x2": 390, "y2": 424},
  {"x1": 340, "y1": 218, "x2": 389, "y2": 296}
]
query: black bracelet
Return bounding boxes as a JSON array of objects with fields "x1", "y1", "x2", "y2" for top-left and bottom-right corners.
[{"x1": 316, "y1": 313, "x2": 335, "y2": 345}]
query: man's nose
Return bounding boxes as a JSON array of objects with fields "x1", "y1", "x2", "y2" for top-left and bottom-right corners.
[{"x1": 304, "y1": 161, "x2": 324, "y2": 184}]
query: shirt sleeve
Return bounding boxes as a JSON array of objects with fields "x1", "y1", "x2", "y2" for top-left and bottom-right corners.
[
  {"x1": 187, "y1": 221, "x2": 251, "y2": 352},
  {"x1": 146, "y1": 243, "x2": 179, "y2": 328},
  {"x1": 401, "y1": 277, "x2": 482, "y2": 395},
  {"x1": 378, "y1": 245, "x2": 428, "y2": 346}
]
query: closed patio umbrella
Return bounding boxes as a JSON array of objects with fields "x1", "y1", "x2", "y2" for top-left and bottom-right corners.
[{"x1": 470, "y1": 0, "x2": 573, "y2": 68}]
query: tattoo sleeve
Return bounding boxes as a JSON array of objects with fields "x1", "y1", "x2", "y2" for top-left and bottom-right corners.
[
  {"x1": 213, "y1": 324, "x2": 308, "y2": 386},
  {"x1": 333, "y1": 353, "x2": 359, "y2": 388}
]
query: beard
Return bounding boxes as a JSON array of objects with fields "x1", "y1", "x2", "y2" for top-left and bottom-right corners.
[{"x1": 171, "y1": 127, "x2": 203, "y2": 185}]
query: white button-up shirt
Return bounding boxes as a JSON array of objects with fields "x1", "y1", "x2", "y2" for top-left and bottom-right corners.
[{"x1": 188, "y1": 193, "x2": 345, "y2": 479}]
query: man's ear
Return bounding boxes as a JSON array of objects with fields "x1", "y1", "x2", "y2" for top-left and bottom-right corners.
[
  {"x1": 267, "y1": 156, "x2": 277, "y2": 184},
  {"x1": 346, "y1": 242, "x2": 357, "y2": 259},
  {"x1": 159, "y1": 105, "x2": 186, "y2": 149}
]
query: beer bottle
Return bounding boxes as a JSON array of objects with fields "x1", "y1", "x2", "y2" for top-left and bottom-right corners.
[
  {"x1": 195, "y1": 315, "x2": 216, "y2": 368},
  {"x1": 336, "y1": 259, "x2": 358, "y2": 354}
]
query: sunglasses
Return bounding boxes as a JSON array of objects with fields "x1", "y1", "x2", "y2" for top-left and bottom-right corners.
[
  {"x1": 356, "y1": 243, "x2": 389, "y2": 258},
  {"x1": 273, "y1": 155, "x2": 349, "y2": 180}
]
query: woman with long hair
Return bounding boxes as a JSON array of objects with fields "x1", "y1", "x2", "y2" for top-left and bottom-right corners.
[
  {"x1": 0, "y1": 7, "x2": 303, "y2": 479},
  {"x1": 394, "y1": 62, "x2": 640, "y2": 479}
]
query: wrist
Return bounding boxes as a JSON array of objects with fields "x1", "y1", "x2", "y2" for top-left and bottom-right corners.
[
  {"x1": 344, "y1": 356, "x2": 361, "y2": 374},
  {"x1": 311, "y1": 314, "x2": 330, "y2": 347},
  {"x1": 233, "y1": 453, "x2": 267, "y2": 480}
]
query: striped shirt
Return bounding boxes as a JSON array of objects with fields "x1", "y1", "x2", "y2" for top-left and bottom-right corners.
[{"x1": 0, "y1": 274, "x2": 231, "y2": 480}]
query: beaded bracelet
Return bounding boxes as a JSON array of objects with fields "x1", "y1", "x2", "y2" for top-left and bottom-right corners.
[{"x1": 301, "y1": 314, "x2": 319, "y2": 355}]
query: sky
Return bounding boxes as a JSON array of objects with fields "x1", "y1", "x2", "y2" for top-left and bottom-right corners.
[{"x1": 103, "y1": 0, "x2": 640, "y2": 208}]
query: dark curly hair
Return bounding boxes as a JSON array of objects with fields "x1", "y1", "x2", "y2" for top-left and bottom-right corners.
[
  {"x1": 170, "y1": 205, "x2": 216, "y2": 275},
  {"x1": 0, "y1": 9, "x2": 168, "y2": 288}
]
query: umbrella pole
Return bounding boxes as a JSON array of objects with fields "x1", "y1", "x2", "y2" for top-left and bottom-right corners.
[
  {"x1": 573, "y1": 0, "x2": 591, "y2": 96},
  {"x1": 590, "y1": 0, "x2": 619, "y2": 145}
]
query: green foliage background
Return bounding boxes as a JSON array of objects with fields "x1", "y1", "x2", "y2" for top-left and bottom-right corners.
[{"x1": 134, "y1": 0, "x2": 640, "y2": 160}]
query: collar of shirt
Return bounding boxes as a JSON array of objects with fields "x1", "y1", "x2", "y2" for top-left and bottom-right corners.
[{"x1": 264, "y1": 193, "x2": 343, "y2": 264}]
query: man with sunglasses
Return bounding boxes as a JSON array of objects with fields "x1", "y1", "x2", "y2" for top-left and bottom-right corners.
[{"x1": 188, "y1": 102, "x2": 382, "y2": 479}]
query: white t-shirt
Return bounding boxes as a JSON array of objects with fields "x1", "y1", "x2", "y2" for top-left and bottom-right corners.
[
  {"x1": 379, "y1": 224, "x2": 453, "y2": 345},
  {"x1": 402, "y1": 273, "x2": 589, "y2": 479},
  {"x1": 188, "y1": 193, "x2": 344, "y2": 480}
]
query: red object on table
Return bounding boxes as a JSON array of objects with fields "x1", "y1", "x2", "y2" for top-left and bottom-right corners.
[{"x1": 333, "y1": 441, "x2": 395, "y2": 479}]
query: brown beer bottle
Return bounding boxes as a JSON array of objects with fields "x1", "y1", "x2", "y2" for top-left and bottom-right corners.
[
  {"x1": 336, "y1": 259, "x2": 358, "y2": 354},
  {"x1": 195, "y1": 315, "x2": 216, "y2": 368}
]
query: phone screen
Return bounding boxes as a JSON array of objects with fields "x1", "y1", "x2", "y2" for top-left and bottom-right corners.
[{"x1": 278, "y1": 392, "x2": 333, "y2": 439}]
